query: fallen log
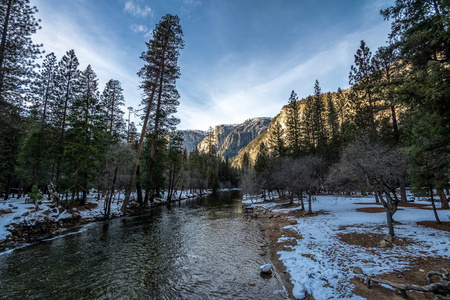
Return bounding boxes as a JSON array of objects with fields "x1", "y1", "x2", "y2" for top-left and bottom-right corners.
[{"x1": 366, "y1": 269, "x2": 449, "y2": 300}]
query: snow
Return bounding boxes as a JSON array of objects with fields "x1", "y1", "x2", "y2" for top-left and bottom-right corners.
[
  {"x1": 260, "y1": 263, "x2": 272, "y2": 273},
  {"x1": 0, "y1": 190, "x2": 213, "y2": 246},
  {"x1": 246, "y1": 195, "x2": 450, "y2": 300}
]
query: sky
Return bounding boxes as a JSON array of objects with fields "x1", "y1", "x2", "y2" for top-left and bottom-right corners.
[{"x1": 33, "y1": 0, "x2": 394, "y2": 131}]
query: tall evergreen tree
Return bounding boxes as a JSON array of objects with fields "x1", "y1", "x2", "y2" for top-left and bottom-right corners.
[
  {"x1": 53, "y1": 49, "x2": 80, "y2": 181},
  {"x1": 382, "y1": 0, "x2": 450, "y2": 208},
  {"x1": 0, "y1": 0, "x2": 41, "y2": 101},
  {"x1": 0, "y1": 0, "x2": 41, "y2": 198},
  {"x1": 100, "y1": 79, "x2": 125, "y2": 143},
  {"x1": 65, "y1": 65, "x2": 103, "y2": 205},
  {"x1": 285, "y1": 90, "x2": 302, "y2": 158},
  {"x1": 312, "y1": 80, "x2": 327, "y2": 153},
  {"x1": 349, "y1": 40, "x2": 379, "y2": 142},
  {"x1": 123, "y1": 14, "x2": 184, "y2": 211},
  {"x1": 268, "y1": 121, "x2": 285, "y2": 158}
]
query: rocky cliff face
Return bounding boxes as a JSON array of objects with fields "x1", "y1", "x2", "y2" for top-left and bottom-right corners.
[
  {"x1": 231, "y1": 107, "x2": 293, "y2": 168},
  {"x1": 196, "y1": 117, "x2": 272, "y2": 160},
  {"x1": 179, "y1": 130, "x2": 208, "y2": 153}
]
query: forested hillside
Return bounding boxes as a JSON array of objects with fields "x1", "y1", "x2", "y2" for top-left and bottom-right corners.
[{"x1": 236, "y1": 1, "x2": 450, "y2": 237}]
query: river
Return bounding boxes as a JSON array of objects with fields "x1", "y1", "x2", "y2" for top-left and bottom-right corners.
[{"x1": 0, "y1": 191, "x2": 285, "y2": 299}]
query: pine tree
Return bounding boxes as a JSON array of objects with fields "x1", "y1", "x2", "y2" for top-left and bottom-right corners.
[
  {"x1": 100, "y1": 79, "x2": 125, "y2": 143},
  {"x1": 382, "y1": 0, "x2": 450, "y2": 208},
  {"x1": 53, "y1": 49, "x2": 80, "y2": 180},
  {"x1": 65, "y1": 65, "x2": 103, "y2": 205},
  {"x1": 0, "y1": 0, "x2": 41, "y2": 198},
  {"x1": 312, "y1": 80, "x2": 327, "y2": 153},
  {"x1": 302, "y1": 96, "x2": 315, "y2": 153},
  {"x1": 25, "y1": 52, "x2": 58, "y2": 186},
  {"x1": 268, "y1": 121, "x2": 285, "y2": 157},
  {"x1": 285, "y1": 90, "x2": 302, "y2": 158},
  {"x1": 166, "y1": 131, "x2": 183, "y2": 202},
  {"x1": 0, "y1": 0, "x2": 41, "y2": 101},
  {"x1": 123, "y1": 14, "x2": 184, "y2": 211},
  {"x1": 349, "y1": 41, "x2": 379, "y2": 142}
]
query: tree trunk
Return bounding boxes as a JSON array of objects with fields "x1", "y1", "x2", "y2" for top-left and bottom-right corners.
[
  {"x1": 107, "y1": 166, "x2": 118, "y2": 218},
  {"x1": 430, "y1": 185, "x2": 441, "y2": 224},
  {"x1": 379, "y1": 192, "x2": 395, "y2": 237},
  {"x1": 434, "y1": 173, "x2": 449, "y2": 209},
  {"x1": 400, "y1": 177, "x2": 408, "y2": 203},
  {"x1": 121, "y1": 68, "x2": 162, "y2": 212},
  {"x1": 307, "y1": 192, "x2": 313, "y2": 215},
  {"x1": 136, "y1": 164, "x2": 143, "y2": 206}
]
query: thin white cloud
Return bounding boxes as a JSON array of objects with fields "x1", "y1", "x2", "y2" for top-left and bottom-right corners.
[
  {"x1": 33, "y1": 9, "x2": 143, "y2": 126},
  {"x1": 124, "y1": 1, "x2": 153, "y2": 18},
  {"x1": 176, "y1": 22, "x2": 391, "y2": 131},
  {"x1": 130, "y1": 24, "x2": 148, "y2": 33}
]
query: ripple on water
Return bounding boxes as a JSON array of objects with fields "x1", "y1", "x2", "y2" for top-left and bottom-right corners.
[{"x1": 0, "y1": 192, "x2": 284, "y2": 299}]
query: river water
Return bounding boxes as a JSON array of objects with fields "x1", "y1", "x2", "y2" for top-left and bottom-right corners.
[{"x1": 0, "y1": 191, "x2": 285, "y2": 299}]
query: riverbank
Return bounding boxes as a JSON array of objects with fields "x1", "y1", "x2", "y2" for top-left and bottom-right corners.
[
  {"x1": 0, "y1": 190, "x2": 216, "y2": 253},
  {"x1": 244, "y1": 195, "x2": 450, "y2": 300}
]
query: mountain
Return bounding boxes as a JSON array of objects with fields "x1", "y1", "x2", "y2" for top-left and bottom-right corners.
[
  {"x1": 196, "y1": 117, "x2": 272, "y2": 160},
  {"x1": 179, "y1": 130, "x2": 208, "y2": 153},
  {"x1": 231, "y1": 88, "x2": 352, "y2": 168}
]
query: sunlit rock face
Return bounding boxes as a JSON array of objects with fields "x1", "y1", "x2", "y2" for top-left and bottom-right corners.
[
  {"x1": 196, "y1": 117, "x2": 272, "y2": 161},
  {"x1": 179, "y1": 130, "x2": 208, "y2": 153},
  {"x1": 231, "y1": 104, "x2": 293, "y2": 169}
]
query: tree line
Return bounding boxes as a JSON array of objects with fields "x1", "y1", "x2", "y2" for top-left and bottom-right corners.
[
  {"x1": 239, "y1": 0, "x2": 450, "y2": 236},
  {"x1": 0, "y1": 1, "x2": 239, "y2": 217}
]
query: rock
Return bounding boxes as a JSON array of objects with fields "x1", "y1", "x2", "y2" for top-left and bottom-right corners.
[
  {"x1": 8, "y1": 204, "x2": 13, "y2": 207},
  {"x1": 380, "y1": 240, "x2": 387, "y2": 248},
  {"x1": 397, "y1": 239, "x2": 404, "y2": 245},
  {"x1": 259, "y1": 251, "x2": 266, "y2": 256},
  {"x1": 338, "y1": 226, "x2": 347, "y2": 231},
  {"x1": 384, "y1": 234, "x2": 393, "y2": 241},
  {"x1": 12, "y1": 207, "x2": 18, "y2": 209},
  {"x1": 289, "y1": 219, "x2": 298, "y2": 225},
  {"x1": 13, "y1": 216, "x2": 21, "y2": 220},
  {"x1": 248, "y1": 282, "x2": 256, "y2": 286},
  {"x1": 429, "y1": 233, "x2": 436, "y2": 237},
  {"x1": 4, "y1": 208, "x2": 12, "y2": 213},
  {"x1": 260, "y1": 264, "x2": 272, "y2": 274},
  {"x1": 21, "y1": 211, "x2": 30, "y2": 217},
  {"x1": 353, "y1": 267, "x2": 364, "y2": 274}
]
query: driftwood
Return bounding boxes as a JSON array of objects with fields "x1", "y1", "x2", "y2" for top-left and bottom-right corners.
[{"x1": 366, "y1": 269, "x2": 450, "y2": 299}]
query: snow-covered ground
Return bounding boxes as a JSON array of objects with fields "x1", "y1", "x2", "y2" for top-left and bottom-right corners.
[
  {"x1": 244, "y1": 195, "x2": 450, "y2": 300},
  {"x1": 0, "y1": 189, "x2": 216, "y2": 243}
]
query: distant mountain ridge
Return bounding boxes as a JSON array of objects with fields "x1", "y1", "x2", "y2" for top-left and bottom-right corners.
[
  {"x1": 178, "y1": 117, "x2": 272, "y2": 161},
  {"x1": 179, "y1": 130, "x2": 208, "y2": 153}
]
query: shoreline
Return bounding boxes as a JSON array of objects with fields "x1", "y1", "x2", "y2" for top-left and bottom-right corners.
[
  {"x1": 0, "y1": 190, "x2": 219, "y2": 254},
  {"x1": 243, "y1": 195, "x2": 450, "y2": 300}
]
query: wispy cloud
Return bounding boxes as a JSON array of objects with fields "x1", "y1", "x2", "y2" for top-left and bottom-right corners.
[
  {"x1": 130, "y1": 24, "x2": 148, "y2": 33},
  {"x1": 124, "y1": 1, "x2": 153, "y2": 18},
  {"x1": 33, "y1": 8, "x2": 143, "y2": 125},
  {"x1": 176, "y1": 22, "x2": 391, "y2": 130}
]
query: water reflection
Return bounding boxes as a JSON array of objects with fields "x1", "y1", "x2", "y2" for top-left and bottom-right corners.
[{"x1": 0, "y1": 191, "x2": 284, "y2": 299}]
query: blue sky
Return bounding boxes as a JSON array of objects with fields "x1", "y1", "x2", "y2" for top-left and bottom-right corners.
[{"x1": 33, "y1": 0, "x2": 393, "y2": 130}]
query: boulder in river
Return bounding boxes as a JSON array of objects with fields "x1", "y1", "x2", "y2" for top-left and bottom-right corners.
[{"x1": 260, "y1": 264, "x2": 272, "y2": 274}]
